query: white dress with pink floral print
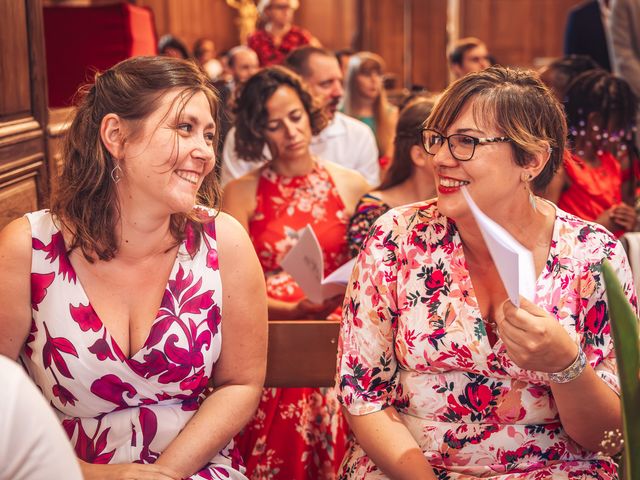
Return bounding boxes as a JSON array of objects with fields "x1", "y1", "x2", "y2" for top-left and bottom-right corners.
[
  {"x1": 337, "y1": 200, "x2": 636, "y2": 479},
  {"x1": 21, "y1": 209, "x2": 247, "y2": 480}
]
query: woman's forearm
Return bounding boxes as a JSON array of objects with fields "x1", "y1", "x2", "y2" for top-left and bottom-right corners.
[
  {"x1": 344, "y1": 407, "x2": 437, "y2": 480},
  {"x1": 155, "y1": 383, "x2": 262, "y2": 477},
  {"x1": 551, "y1": 365, "x2": 622, "y2": 454}
]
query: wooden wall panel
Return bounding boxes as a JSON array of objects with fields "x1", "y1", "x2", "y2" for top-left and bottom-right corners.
[
  {"x1": 411, "y1": 0, "x2": 448, "y2": 92},
  {"x1": 295, "y1": 0, "x2": 358, "y2": 51},
  {"x1": 0, "y1": 2, "x2": 31, "y2": 122},
  {"x1": 0, "y1": 0, "x2": 49, "y2": 228},
  {"x1": 460, "y1": 0, "x2": 583, "y2": 69},
  {"x1": 137, "y1": 0, "x2": 358, "y2": 55},
  {"x1": 136, "y1": 0, "x2": 236, "y2": 53}
]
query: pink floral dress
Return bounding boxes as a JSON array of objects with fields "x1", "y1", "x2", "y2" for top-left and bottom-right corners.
[
  {"x1": 21, "y1": 209, "x2": 247, "y2": 480},
  {"x1": 337, "y1": 200, "x2": 636, "y2": 479}
]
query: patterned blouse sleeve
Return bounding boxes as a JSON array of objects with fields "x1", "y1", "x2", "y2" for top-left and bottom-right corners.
[
  {"x1": 346, "y1": 196, "x2": 390, "y2": 258},
  {"x1": 337, "y1": 209, "x2": 402, "y2": 415},
  {"x1": 584, "y1": 237, "x2": 639, "y2": 395}
]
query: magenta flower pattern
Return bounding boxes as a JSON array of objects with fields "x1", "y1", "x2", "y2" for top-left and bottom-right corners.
[
  {"x1": 337, "y1": 200, "x2": 637, "y2": 479},
  {"x1": 21, "y1": 210, "x2": 247, "y2": 480}
]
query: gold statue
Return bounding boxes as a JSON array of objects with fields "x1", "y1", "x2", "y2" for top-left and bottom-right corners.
[{"x1": 225, "y1": 0, "x2": 259, "y2": 45}]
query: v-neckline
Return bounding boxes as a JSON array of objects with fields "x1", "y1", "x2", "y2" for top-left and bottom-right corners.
[
  {"x1": 62, "y1": 233, "x2": 185, "y2": 362},
  {"x1": 453, "y1": 205, "x2": 560, "y2": 355}
]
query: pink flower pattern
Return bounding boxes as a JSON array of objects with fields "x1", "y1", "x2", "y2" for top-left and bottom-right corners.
[
  {"x1": 21, "y1": 210, "x2": 247, "y2": 479},
  {"x1": 337, "y1": 200, "x2": 637, "y2": 479}
]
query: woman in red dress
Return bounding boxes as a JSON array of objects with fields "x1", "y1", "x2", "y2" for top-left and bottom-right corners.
[
  {"x1": 248, "y1": 0, "x2": 318, "y2": 67},
  {"x1": 223, "y1": 67, "x2": 370, "y2": 479},
  {"x1": 545, "y1": 69, "x2": 638, "y2": 235}
]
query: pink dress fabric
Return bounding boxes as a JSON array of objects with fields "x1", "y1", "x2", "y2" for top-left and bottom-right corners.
[
  {"x1": 21, "y1": 209, "x2": 247, "y2": 480},
  {"x1": 337, "y1": 200, "x2": 636, "y2": 479}
]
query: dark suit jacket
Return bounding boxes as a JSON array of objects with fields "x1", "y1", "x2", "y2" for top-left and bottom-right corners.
[{"x1": 564, "y1": 0, "x2": 611, "y2": 71}]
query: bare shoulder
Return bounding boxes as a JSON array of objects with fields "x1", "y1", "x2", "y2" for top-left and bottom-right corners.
[
  {"x1": 0, "y1": 217, "x2": 32, "y2": 262},
  {"x1": 222, "y1": 169, "x2": 260, "y2": 199},
  {"x1": 324, "y1": 161, "x2": 372, "y2": 213},
  {"x1": 324, "y1": 161, "x2": 370, "y2": 189},
  {"x1": 221, "y1": 169, "x2": 261, "y2": 227},
  {"x1": 214, "y1": 211, "x2": 254, "y2": 254},
  {"x1": 0, "y1": 217, "x2": 34, "y2": 359}
]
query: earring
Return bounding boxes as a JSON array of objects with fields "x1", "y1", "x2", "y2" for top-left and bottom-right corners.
[
  {"x1": 523, "y1": 172, "x2": 537, "y2": 213},
  {"x1": 110, "y1": 162, "x2": 123, "y2": 184}
]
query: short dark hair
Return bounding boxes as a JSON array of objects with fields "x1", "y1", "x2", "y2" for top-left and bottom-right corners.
[
  {"x1": 234, "y1": 66, "x2": 328, "y2": 162},
  {"x1": 539, "y1": 54, "x2": 602, "y2": 101},
  {"x1": 565, "y1": 69, "x2": 637, "y2": 147},
  {"x1": 426, "y1": 66, "x2": 567, "y2": 191},
  {"x1": 158, "y1": 34, "x2": 190, "y2": 59},
  {"x1": 284, "y1": 46, "x2": 336, "y2": 77},
  {"x1": 448, "y1": 37, "x2": 486, "y2": 66}
]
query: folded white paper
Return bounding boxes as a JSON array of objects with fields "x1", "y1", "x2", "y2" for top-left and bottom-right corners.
[
  {"x1": 280, "y1": 224, "x2": 356, "y2": 304},
  {"x1": 461, "y1": 186, "x2": 536, "y2": 306}
]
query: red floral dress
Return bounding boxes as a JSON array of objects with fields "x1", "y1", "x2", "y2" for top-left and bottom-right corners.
[
  {"x1": 236, "y1": 162, "x2": 350, "y2": 479},
  {"x1": 22, "y1": 209, "x2": 246, "y2": 480},
  {"x1": 247, "y1": 25, "x2": 313, "y2": 66}
]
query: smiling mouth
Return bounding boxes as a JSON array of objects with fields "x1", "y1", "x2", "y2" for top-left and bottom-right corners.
[
  {"x1": 175, "y1": 170, "x2": 199, "y2": 185},
  {"x1": 439, "y1": 177, "x2": 470, "y2": 188}
]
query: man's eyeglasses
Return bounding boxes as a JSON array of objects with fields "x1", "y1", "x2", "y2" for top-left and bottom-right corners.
[{"x1": 421, "y1": 128, "x2": 512, "y2": 161}]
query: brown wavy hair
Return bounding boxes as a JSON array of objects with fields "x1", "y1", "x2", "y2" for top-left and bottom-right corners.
[
  {"x1": 51, "y1": 56, "x2": 221, "y2": 262},
  {"x1": 234, "y1": 66, "x2": 327, "y2": 162},
  {"x1": 425, "y1": 66, "x2": 566, "y2": 192},
  {"x1": 378, "y1": 96, "x2": 436, "y2": 190}
]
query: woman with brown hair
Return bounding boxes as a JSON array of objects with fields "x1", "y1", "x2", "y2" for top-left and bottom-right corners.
[
  {"x1": 342, "y1": 51, "x2": 399, "y2": 171},
  {"x1": 347, "y1": 96, "x2": 437, "y2": 257},
  {"x1": 223, "y1": 66, "x2": 369, "y2": 479},
  {"x1": 337, "y1": 66, "x2": 634, "y2": 479},
  {"x1": 0, "y1": 56, "x2": 267, "y2": 480}
]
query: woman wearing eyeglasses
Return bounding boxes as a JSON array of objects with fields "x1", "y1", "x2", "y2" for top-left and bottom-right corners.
[{"x1": 336, "y1": 66, "x2": 636, "y2": 479}]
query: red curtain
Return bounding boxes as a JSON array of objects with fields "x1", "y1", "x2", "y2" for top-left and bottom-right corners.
[{"x1": 44, "y1": 3, "x2": 158, "y2": 108}]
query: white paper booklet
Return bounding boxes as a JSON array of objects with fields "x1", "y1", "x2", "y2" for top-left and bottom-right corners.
[
  {"x1": 461, "y1": 186, "x2": 536, "y2": 307},
  {"x1": 280, "y1": 224, "x2": 356, "y2": 304}
]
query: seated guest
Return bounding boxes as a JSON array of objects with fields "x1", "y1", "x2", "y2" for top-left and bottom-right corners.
[
  {"x1": 538, "y1": 54, "x2": 601, "y2": 102},
  {"x1": 216, "y1": 46, "x2": 260, "y2": 151},
  {"x1": 0, "y1": 56, "x2": 267, "y2": 479},
  {"x1": 347, "y1": 96, "x2": 437, "y2": 257},
  {"x1": 248, "y1": 0, "x2": 317, "y2": 66},
  {"x1": 223, "y1": 66, "x2": 369, "y2": 479},
  {"x1": 342, "y1": 51, "x2": 399, "y2": 171},
  {"x1": 228, "y1": 46, "x2": 260, "y2": 92},
  {"x1": 0, "y1": 355, "x2": 83, "y2": 480},
  {"x1": 546, "y1": 69, "x2": 638, "y2": 235},
  {"x1": 335, "y1": 47, "x2": 355, "y2": 76},
  {"x1": 448, "y1": 37, "x2": 492, "y2": 80},
  {"x1": 221, "y1": 46, "x2": 379, "y2": 186},
  {"x1": 193, "y1": 37, "x2": 224, "y2": 80},
  {"x1": 158, "y1": 34, "x2": 191, "y2": 59},
  {"x1": 338, "y1": 66, "x2": 634, "y2": 478}
]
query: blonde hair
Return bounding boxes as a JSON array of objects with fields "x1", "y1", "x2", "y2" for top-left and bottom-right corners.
[{"x1": 343, "y1": 51, "x2": 395, "y2": 157}]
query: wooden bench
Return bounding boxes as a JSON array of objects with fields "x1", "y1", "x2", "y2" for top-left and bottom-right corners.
[{"x1": 265, "y1": 320, "x2": 341, "y2": 388}]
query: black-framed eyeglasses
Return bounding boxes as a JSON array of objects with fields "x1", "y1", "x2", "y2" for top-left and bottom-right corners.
[{"x1": 421, "y1": 128, "x2": 512, "y2": 161}]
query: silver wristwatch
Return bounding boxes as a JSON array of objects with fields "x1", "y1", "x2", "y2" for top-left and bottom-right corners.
[{"x1": 549, "y1": 347, "x2": 587, "y2": 384}]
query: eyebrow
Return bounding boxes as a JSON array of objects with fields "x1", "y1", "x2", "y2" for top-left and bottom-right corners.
[
  {"x1": 453, "y1": 127, "x2": 486, "y2": 135},
  {"x1": 182, "y1": 113, "x2": 215, "y2": 130}
]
